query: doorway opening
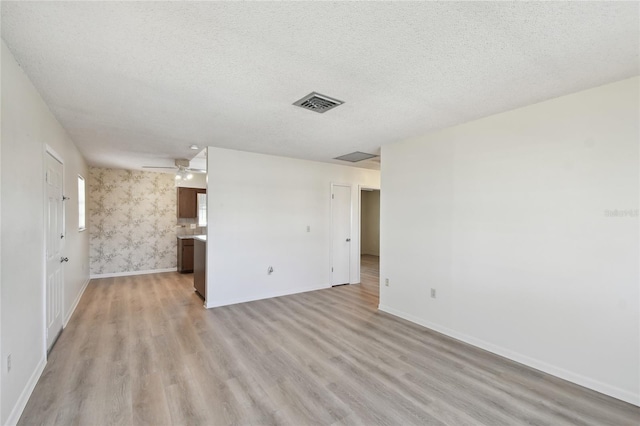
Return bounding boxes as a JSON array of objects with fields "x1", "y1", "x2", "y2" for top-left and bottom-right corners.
[{"x1": 360, "y1": 188, "x2": 380, "y2": 302}]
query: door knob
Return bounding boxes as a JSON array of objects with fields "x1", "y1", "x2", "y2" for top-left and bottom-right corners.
[
  {"x1": 346, "y1": 238, "x2": 351, "y2": 242},
  {"x1": 60, "y1": 257, "x2": 69, "y2": 263}
]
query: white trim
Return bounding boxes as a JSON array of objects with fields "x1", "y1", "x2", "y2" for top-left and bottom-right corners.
[
  {"x1": 357, "y1": 184, "x2": 380, "y2": 283},
  {"x1": 63, "y1": 278, "x2": 90, "y2": 327},
  {"x1": 41, "y1": 149, "x2": 47, "y2": 359},
  {"x1": 378, "y1": 304, "x2": 640, "y2": 407},
  {"x1": 4, "y1": 356, "x2": 47, "y2": 426},
  {"x1": 205, "y1": 283, "x2": 328, "y2": 309},
  {"x1": 77, "y1": 174, "x2": 86, "y2": 231},
  {"x1": 90, "y1": 267, "x2": 177, "y2": 279},
  {"x1": 43, "y1": 149, "x2": 65, "y2": 355},
  {"x1": 44, "y1": 144, "x2": 64, "y2": 164},
  {"x1": 330, "y1": 182, "x2": 352, "y2": 286}
]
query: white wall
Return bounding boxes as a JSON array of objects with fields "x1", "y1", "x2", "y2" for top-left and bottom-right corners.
[
  {"x1": 380, "y1": 77, "x2": 639, "y2": 405},
  {"x1": 0, "y1": 44, "x2": 3, "y2": 424},
  {"x1": 206, "y1": 147, "x2": 380, "y2": 307},
  {"x1": 361, "y1": 190, "x2": 380, "y2": 256},
  {"x1": 1, "y1": 41, "x2": 90, "y2": 425}
]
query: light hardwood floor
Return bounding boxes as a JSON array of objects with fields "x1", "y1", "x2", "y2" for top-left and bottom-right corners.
[{"x1": 19, "y1": 255, "x2": 639, "y2": 425}]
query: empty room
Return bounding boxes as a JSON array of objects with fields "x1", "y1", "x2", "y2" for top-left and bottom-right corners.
[{"x1": 1, "y1": 2, "x2": 638, "y2": 425}]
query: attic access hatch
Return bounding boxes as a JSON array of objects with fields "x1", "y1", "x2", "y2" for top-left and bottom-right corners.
[
  {"x1": 293, "y1": 92, "x2": 344, "y2": 113},
  {"x1": 334, "y1": 151, "x2": 378, "y2": 162}
]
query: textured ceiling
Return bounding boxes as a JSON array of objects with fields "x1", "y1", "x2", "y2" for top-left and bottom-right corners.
[{"x1": 2, "y1": 2, "x2": 638, "y2": 171}]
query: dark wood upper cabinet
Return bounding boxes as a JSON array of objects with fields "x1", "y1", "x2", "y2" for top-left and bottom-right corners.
[{"x1": 177, "y1": 187, "x2": 206, "y2": 218}]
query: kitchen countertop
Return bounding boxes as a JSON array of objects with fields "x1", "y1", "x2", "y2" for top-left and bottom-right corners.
[
  {"x1": 177, "y1": 235, "x2": 205, "y2": 240},
  {"x1": 193, "y1": 235, "x2": 207, "y2": 242}
]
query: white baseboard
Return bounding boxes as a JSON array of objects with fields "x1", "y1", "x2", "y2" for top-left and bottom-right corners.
[
  {"x1": 90, "y1": 267, "x2": 177, "y2": 279},
  {"x1": 378, "y1": 304, "x2": 640, "y2": 407},
  {"x1": 4, "y1": 356, "x2": 46, "y2": 426},
  {"x1": 205, "y1": 284, "x2": 329, "y2": 309},
  {"x1": 63, "y1": 278, "x2": 90, "y2": 327}
]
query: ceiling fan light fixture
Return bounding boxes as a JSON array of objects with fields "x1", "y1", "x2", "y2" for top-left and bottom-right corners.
[
  {"x1": 175, "y1": 168, "x2": 194, "y2": 181},
  {"x1": 143, "y1": 158, "x2": 206, "y2": 175}
]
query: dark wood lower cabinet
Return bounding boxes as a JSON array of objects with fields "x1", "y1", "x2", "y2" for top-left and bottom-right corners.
[
  {"x1": 177, "y1": 238, "x2": 195, "y2": 273},
  {"x1": 194, "y1": 238, "x2": 206, "y2": 300}
]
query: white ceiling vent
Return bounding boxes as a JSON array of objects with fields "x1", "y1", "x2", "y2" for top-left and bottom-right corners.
[
  {"x1": 293, "y1": 92, "x2": 344, "y2": 113},
  {"x1": 334, "y1": 152, "x2": 378, "y2": 162}
]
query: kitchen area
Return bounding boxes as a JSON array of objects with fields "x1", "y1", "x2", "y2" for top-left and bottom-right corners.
[{"x1": 175, "y1": 166, "x2": 207, "y2": 303}]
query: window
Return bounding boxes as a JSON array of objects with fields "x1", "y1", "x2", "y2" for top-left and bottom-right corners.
[
  {"x1": 197, "y1": 193, "x2": 207, "y2": 227},
  {"x1": 78, "y1": 175, "x2": 86, "y2": 230}
]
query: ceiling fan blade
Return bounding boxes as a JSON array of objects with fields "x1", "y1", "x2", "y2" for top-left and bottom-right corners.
[{"x1": 142, "y1": 166, "x2": 177, "y2": 169}]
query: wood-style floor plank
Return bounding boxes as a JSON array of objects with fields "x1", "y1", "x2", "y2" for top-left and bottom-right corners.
[{"x1": 18, "y1": 255, "x2": 640, "y2": 425}]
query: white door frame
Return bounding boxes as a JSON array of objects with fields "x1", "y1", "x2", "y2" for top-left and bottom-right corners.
[
  {"x1": 330, "y1": 182, "x2": 353, "y2": 286},
  {"x1": 357, "y1": 184, "x2": 380, "y2": 284},
  {"x1": 44, "y1": 145, "x2": 65, "y2": 355}
]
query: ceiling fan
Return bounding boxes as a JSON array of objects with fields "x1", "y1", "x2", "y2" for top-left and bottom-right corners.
[{"x1": 142, "y1": 159, "x2": 206, "y2": 181}]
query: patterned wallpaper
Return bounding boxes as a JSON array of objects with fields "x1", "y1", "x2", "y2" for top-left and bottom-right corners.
[{"x1": 88, "y1": 168, "x2": 176, "y2": 275}]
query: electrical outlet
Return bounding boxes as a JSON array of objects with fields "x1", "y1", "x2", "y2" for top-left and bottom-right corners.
[
  {"x1": 7, "y1": 354, "x2": 11, "y2": 373},
  {"x1": 385, "y1": 278, "x2": 389, "y2": 287},
  {"x1": 190, "y1": 224, "x2": 197, "y2": 229},
  {"x1": 431, "y1": 288, "x2": 436, "y2": 298}
]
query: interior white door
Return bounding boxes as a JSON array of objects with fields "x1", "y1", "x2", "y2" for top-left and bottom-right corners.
[
  {"x1": 45, "y1": 152, "x2": 64, "y2": 351},
  {"x1": 331, "y1": 184, "x2": 351, "y2": 285}
]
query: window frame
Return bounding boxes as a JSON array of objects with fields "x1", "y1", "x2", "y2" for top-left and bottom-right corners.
[
  {"x1": 197, "y1": 192, "x2": 207, "y2": 227},
  {"x1": 78, "y1": 174, "x2": 86, "y2": 231}
]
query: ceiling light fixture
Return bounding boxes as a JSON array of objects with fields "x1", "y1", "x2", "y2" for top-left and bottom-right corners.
[
  {"x1": 175, "y1": 168, "x2": 194, "y2": 180},
  {"x1": 189, "y1": 144, "x2": 199, "y2": 150}
]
